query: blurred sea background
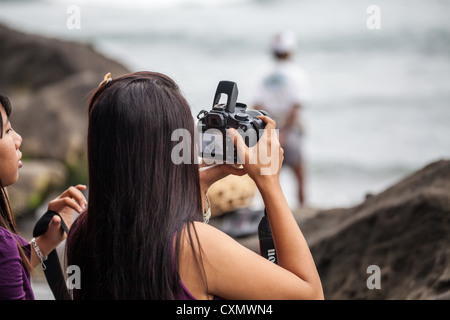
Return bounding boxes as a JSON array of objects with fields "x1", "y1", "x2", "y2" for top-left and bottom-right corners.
[{"x1": 0, "y1": 0, "x2": 449, "y2": 210}]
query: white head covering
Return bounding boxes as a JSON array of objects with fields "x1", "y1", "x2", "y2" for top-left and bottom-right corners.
[{"x1": 272, "y1": 30, "x2": 297, "y2": 55}]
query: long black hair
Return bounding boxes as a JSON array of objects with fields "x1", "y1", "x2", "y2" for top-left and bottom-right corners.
[
  {"x1": 67, "y1": 72, "x2": 204, "y2": 299},
  {"x1": 0, "y1": 94, "x2": 32, "y2": 272}
]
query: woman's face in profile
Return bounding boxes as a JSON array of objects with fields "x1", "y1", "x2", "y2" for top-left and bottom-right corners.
[{"x1": 0, "y1": 106, "x2": 23, "y2": 187}]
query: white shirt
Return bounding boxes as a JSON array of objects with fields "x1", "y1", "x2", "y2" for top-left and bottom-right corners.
[{"x1": 252, "y1": 59, "x2": 310, "y2": 130}]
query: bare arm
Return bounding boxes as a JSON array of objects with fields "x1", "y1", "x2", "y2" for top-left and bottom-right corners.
[
  {"x1": 181, "y1": 117, "x2": 323, "y2": 299},
  {"x1": 256, "y1": 179, "x2": 323, "y2": 297}
]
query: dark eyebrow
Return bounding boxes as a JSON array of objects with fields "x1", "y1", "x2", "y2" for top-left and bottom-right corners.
[{"x1": 0, "y1": 115, "x2": 9, "y2": 138}]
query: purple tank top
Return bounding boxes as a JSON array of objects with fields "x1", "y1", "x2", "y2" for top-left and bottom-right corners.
[
  {"x1": 0, "y1": 226, "x2": 35, "y2": 300},
  {"x1": 175, "y1": 279, "x2": 197, "y2": 300},
  {"x1": 175, "y1": 279, "x2": 223, "y2": 300}
]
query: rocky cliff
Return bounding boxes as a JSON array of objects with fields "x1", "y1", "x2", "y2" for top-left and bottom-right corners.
[{"x1": 301, "y1": 160, "x2": 450, "y2": 299}]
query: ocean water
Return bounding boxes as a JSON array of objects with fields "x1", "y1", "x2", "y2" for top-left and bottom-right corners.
[{"x1": 0, "y1": 0, "x2": 449, "y2": 209}]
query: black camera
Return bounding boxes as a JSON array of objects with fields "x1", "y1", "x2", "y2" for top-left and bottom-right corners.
[{"x1": 197, "y1": 81, "x2": 270, "y2": 163}]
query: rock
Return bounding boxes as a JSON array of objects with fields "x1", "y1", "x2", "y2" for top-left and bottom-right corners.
[
  {"x1": 7, "y1": 159, "x2": 68, "y2": 216},
  {"x1": 0, "y1": 24, "x2": 129, "y2": 95},
  {"x1": 0, "y1": 23, "x2": 130, "y2": 215},
  {"x1": 301, "y1": 160, "x2": 450, "y2": 300},
  {"x1": 226, "y1": 160, "x2": 450, "y2": 299},
  {"x1": 0, "y1": 22, "x2": 130, "y2": 164},
  {"x1": 11, "y1": 72, "x2": 93, "y2": 165}
]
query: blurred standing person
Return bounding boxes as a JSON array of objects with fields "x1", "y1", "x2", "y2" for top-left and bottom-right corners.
[{"x1": 252, "y1": 30, "x2": 311, "y2": 207}]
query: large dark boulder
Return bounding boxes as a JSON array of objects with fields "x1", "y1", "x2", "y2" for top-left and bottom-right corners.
[
  {"x1": 0, "y1": 24, "x2": 130, "y2": 214},
  {"x1": 303, "y1": 160, "x2": 450, "y2": 299},
  {"x1": 0, "y1": 23, "x2": 129, "y2": 164},
  {"x1": 0, "y1": 23, "x2": 129, "y2": 94}
]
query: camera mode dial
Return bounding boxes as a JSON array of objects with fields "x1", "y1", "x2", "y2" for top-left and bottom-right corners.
[{"x1": 235, "y1": 113, "x2": 249, "y2": 121}]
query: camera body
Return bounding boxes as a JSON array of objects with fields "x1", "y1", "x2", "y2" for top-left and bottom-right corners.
[{"x1": 197, "y1": 81, "x2": 270, "y2": 163}]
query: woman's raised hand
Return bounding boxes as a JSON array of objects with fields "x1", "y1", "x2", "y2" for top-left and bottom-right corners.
[
  {"x1": 228, "y1": 116, "x2": 284, "y2": 186},
  {"x1": 45, "y1": 184, "x2": 87, "y2": 243}
]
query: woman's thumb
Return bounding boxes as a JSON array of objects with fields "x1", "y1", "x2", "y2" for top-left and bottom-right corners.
[{"x1": 49, "y1": 215, "x2": 61, "y2": 230}]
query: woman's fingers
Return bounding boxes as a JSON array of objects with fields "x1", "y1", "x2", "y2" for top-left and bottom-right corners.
[
  {"x1": 58, "y1": 184, "x2": 86, "y2": 197},
  {"x1": 258, "y1": 115, "x2": 276, "y2": 130},
  {"x1": 58, "y1": 185, "x2": 87, "y2": 208},
  {"x1": 257, "y1": 116, "x2": 277, "y2": 147},
  {"x1": 228, "y1": 128, "x2": 248, "y2": 164},
  {"x1": 228, "y1": 117, "x2": 283, "y2": 180},
  {"x1": 229, "y1": 116, "x2": 277, "y2": 160},
  {"x1": 48, "y1": 185, "x2": 88, "y2": 214},
  {"x1": 48, "y1": 197, "x2": 84, "y2": 214}
]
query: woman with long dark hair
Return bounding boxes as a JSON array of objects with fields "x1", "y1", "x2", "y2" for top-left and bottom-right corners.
[
  {"x1": 67, "y1": 71, "x2": 323, "y2": 300},
  {"x1": 0, "y1": 94, "x2": 87, "y2": 300}
]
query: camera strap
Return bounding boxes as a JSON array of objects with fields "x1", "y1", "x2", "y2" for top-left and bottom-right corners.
[
  {"x1": 258, "y1": 209, "x2": 277, "y2": 264},
  {"x1": 32, "y1": 210, "x2": 71, "y2": 300}
]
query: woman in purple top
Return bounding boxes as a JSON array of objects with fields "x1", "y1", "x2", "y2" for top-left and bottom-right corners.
[
  {"x1": 67, "y1": 72, "x2": 323, "y2": 300},
  {"x1": 0, "y1": 94, "x2": 87, "y2": 300}
]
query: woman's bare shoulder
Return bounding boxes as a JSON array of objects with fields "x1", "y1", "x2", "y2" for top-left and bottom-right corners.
[
  {"x1": 186, "y1": 221, "x2": 318, "y2": 299},
  {"x1": 191, "y1": 221, "x2": 246, "y2": 251}
]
